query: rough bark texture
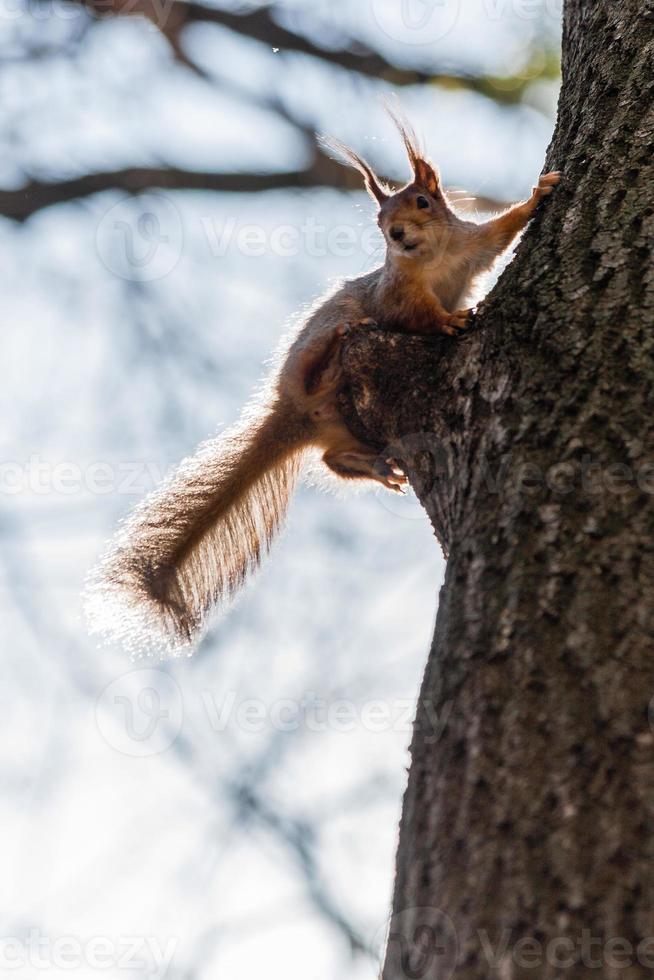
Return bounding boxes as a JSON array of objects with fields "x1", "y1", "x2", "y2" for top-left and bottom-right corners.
[{"x1": 339, "y1": 4, "x2": 654, "y2": 978}]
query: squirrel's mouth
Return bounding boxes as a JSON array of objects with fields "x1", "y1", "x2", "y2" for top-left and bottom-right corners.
[{"x1": 402, "y1": 241, "x2": 418, "y2": 252}]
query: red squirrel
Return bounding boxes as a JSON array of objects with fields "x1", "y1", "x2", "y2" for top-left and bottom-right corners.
[{"x1": 86, "y1": 115, "x2": 560, "y2": 653}]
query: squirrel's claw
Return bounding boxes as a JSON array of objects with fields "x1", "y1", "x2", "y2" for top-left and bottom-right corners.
[
  {"x1": 438, "y1": 308, "x2": 474, "y2": 335},
  {"x1": 385, "y1": 457, "x2": 406, "y2": 478},
  {"x1": 376, "y1": 457, "x2": 408, "y2": 491},
  {"x1": 382, "y1": 475, "x2": 408, "y2": 493},
  {"x1": 532, "y1": 171, "x2": 562, "y2": 201}
]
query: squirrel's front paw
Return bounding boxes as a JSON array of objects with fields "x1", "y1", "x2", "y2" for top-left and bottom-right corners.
[
  {"x1": 532, "y1": 171, "x2": 562, "y2": 203},
  {"x1": 438, "y1": 309, "x2": 473, "y2": 336}
]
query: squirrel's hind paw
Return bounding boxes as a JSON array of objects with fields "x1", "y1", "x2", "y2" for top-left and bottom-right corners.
[
  {"x1": 323, "y1": 449, "x2": 408, "y2": 491},
  {"x1": 439, "y1": 308, "x2": 474, "y2": 336}
]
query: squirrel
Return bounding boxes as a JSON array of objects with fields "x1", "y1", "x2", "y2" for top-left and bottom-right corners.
[{"x1": 86, "y1": 113, "x2": 560, "y2": 655}]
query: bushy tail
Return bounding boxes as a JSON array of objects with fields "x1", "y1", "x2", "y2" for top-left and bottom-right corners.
[{"x1": 86, "y1": 398, "x2": 310, "y2": 655}]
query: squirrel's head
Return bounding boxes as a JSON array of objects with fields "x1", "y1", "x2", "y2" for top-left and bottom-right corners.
[{"x1": 323, "y1": 110, "x2": 453, "y2": 263}]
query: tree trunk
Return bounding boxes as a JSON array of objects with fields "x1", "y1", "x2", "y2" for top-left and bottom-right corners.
[{"x1": 339, "y1": 3, "x2": 654, "y2": 977}]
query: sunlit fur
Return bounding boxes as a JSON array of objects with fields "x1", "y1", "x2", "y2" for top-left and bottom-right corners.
[
  {"x1": 86, "y1": 114, "x2": 560, "y2": 654},
  {"x1": 318, "y1": 136, "x2": 391, "y2": 204},
  {"x1": 86, "y1": 394, "x2": 311, "y2": 655}
]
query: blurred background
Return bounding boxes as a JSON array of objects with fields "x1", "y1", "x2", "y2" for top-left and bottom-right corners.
[{"x1": 1, "y1": 1, "x2": 561, "y2": 977}]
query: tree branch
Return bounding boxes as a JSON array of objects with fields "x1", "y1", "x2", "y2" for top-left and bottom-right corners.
[
  {"x1": 0, "y1": 164, "x2": 507, "y2": 222},
  {"x1": 72, "y1": 0, "x2": 555, "y2": 104},
  {"x1": 6, "y1": 0, "x2": 549, "y2": 220}
]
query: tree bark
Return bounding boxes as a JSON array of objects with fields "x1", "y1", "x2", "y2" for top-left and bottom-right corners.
[{"x1": 339, "y1": 3, "x2": 654, "y2": 977}]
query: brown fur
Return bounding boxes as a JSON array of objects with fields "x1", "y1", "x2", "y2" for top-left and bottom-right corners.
[
  {"x1": 86, "y1": 114, "x2": 560, "y2": 653},
  {"x1": 86, "y1": 396, "x2": 312, "y2": 653}
]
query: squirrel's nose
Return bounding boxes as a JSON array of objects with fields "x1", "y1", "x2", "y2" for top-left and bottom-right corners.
[{"x1": 390, "y1": 225, "x2": 405, "y2": 242}]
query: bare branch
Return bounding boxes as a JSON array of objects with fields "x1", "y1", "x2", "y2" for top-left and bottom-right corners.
[
  {"x1": 0, "y1": 163, "x2": 507, "y2": 222},
  {"x1": 70, "y1": 0, "x2": 549, "y2": 104},
  {"x1": 231, "y1": 780, "x2": 375, "y2": 958},
  {"x1": 0, "y1": 163, "x2": 327, "y2": 221}
]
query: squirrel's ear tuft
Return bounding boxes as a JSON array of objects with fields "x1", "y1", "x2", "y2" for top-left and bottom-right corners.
[
  {"x1": 319, "y1": 135, "x2": 390, "y2": 205},
  {"x1": 414, "y1": 157, "x2": 441, "y2": 195},
  {"x1": 384, "y1": 99, "x2": 441, "y2": 195},
  {"x1": 385, "y1": 100, "x2": 421, "y2": 169}
]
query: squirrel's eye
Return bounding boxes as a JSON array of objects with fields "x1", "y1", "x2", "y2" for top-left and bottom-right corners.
[{"x1": 416, "y1": 195, "x2": 430, "y2": 210}]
